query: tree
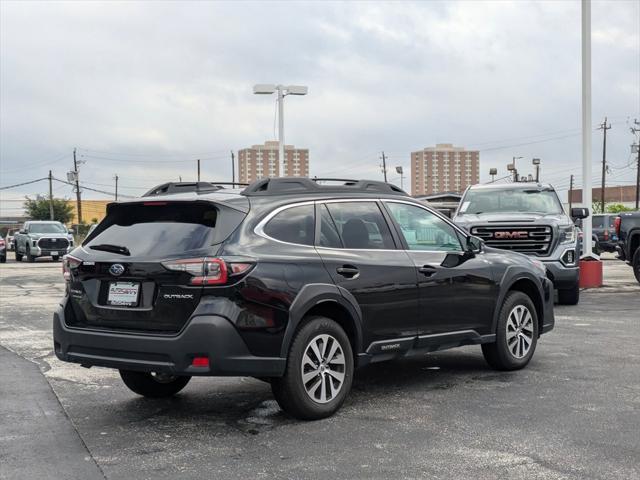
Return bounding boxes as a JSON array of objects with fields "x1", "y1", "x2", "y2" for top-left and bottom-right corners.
[
  {"x1": 24, "y1": 196, "x2": 75, "y2": 224},
  {"x1": 606, "y1": 203, "x2": 633, "y2": 213}
]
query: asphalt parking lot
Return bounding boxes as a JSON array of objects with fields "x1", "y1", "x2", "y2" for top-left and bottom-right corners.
[{"x1": 1, "y1": 254, "x2": 639, "y2": 480}]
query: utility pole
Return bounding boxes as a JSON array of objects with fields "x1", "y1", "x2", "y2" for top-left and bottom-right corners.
[
  {"x1": 48, "y1": 170, "x2": 54, "y2": 220},
  {"x1": 598, "y1": 117, "x2": 611, "y2": 213},
  {"x1": 569, "y1": 174, "x2": 574, "y2": 212},
  {"x1": 73, "y1": 148, "x2": 82, "y2": 225},
  {"x1": 231, "y1": 151, "x2": 235, "y2": 185},
  {"x1": 197, "y1": 159, "x2": 201, "y2": 182},
  {"x1": 512, "y1": 156, "x2": 523, "y2": 182},
  {"x1": 114, "y1": 175, "x2": 119, "y2": 201},
  {"x1": 380, "y1": 151, "x2": 388, "y2": 182},
  {"x1": 631, "y1": 119, "x2": 640, "y2": 210}
]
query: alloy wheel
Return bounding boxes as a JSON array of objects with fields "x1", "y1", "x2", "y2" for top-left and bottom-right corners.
[
  {"x1": 506, "y1": 305, "x2": 534, "y2": 359},
  {"x1": 301, "y1": 334, "x2": 346, "y2": 404}
]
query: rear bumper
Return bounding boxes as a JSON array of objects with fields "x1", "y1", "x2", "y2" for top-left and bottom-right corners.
[
  {"x1": 542, "y1": 260, "x2": 579, "y2": 290},
  {"x1": 53, "y1": 299, "x2": 286, "y2": 377}
]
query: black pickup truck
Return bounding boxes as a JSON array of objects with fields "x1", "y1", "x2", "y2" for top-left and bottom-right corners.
[{"x1": 615, "y1": 211, "x2": 640, "y2": 283}]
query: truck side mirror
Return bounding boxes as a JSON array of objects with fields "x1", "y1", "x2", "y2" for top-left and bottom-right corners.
[
  {"x1": 19, "y1": 229, "x2": 26, "y2": 234},
  {"x1": 571, "y1": 207, "x2": 589, "y2": 220},
  {"x1": 467, "y1": 235, "x2": 483, "y2": 253}
]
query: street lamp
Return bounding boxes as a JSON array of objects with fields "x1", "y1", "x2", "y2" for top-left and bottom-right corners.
[
  {"x1": 395, "y1": 166, "x2": 404, "y2": 190},
  {"x1": 512, "y1": 156, "x2": 523, "y2": 182},
  {"x1": 532, "y1": 158, "x2": 541, "y2": 182},
  {"x1": 253, "y1": 84, "x2": 308, "y2": 178}
]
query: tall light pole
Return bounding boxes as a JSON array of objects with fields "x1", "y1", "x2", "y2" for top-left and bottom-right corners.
[
  {"x1": 581, "y1": 0, "x2": 593, "y2": 258},
  {"x1": 395, "y1": 166, "x2": 404, "y2": 190},
  {"x1": 254, "y1": 84, "x2": 308, "y2": 178},
  {"x1": 532, "y1": 158, "x2": 541, "y2": 182},
  {"x1": 512, "y1": 156, "x2": 523, "y2": 182},
  {"x1": 489, "y1": 168, "x2": 497, "y2": 182}
]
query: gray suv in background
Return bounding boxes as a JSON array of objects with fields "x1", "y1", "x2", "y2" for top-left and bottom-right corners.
[{"x1": 453, "y1": 183, "x2": 587, "y2": 305}]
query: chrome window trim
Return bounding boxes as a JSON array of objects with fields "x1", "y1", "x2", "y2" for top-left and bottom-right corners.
[
  {"x1": 253, "y1": 197, "x2": 471, "y2": 254},
  {"x1": 254, "y1": 200, "x2": 317, "y2": 248}
]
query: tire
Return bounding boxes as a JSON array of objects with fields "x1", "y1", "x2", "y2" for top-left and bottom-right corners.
[
  {"x1": 26, "y1": 246, "x2": 35, "y2": 263},
  {"x1": 271, "y1": 316, "x2": 354, "y2": 420},
  {"x1": 633, "y1": 248, "x2": 640, "y2": 285},
  {"x1": 0, "y1": 256, "x2": 5, "y2": 263},
  {"x1": 482, "y1": 291, "x2": 539, "y2": 371},
  {"x1": 15, "y1": 250, "x2": 22, "y2": 262},
  {"x1": 558, "y1": 281, "x2": 580, "y2": 305},
  {"x1": 119, "y1": 370, "x2": 191, "y2": 398}
]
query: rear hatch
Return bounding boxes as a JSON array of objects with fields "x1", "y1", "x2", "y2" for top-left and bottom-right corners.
[{"x1": 64, "y1": 199, "x2": 247, "y2": 334}]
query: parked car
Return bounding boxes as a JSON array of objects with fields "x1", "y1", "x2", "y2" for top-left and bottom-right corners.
[
  {"x1": 14, "y1": 221, "x2": 74, "y2": 262},
  {"x1": 54, "y1": 178, "x2": 554, "y2": 420},
  {"x1": 453, "y1": 182, "x2": 588, "y2": 305},
  {"x1": 584, "y1": 214, "x2": 616, "y2": 253},
  {"x1": 614, "y1": 211, "x2": 640, "y2": 283},
  {"x1": 0, "y1": 236, "x2": 6, "y2": 263},
  {"x1": 6, "y1": 228, "x2": 18, "y2": 251}
]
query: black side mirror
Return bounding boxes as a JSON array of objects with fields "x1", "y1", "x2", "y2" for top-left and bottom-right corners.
[
  {"x1": 571, "y1": 207, "x2": 589, "y2": 220},
  {"x1": 467, "y1": 235, "x2": 483, "y2": 253},
  {"x1": 19, "y1": 229, "x2": 26, "y2": 234}
]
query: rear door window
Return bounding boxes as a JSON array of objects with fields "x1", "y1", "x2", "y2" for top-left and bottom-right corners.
[
  {"x1": 263, "y1": 204, "x2": 315, "y2": 245},
  {"x1": 325, "y1": 202, "x2": 395, "y2": 249},
  {"x1": 85, "y1": 202, "x2": 245, "y2": 257}
]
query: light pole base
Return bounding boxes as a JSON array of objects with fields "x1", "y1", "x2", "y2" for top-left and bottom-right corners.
[{"x1": 579, "y1": 258, "x2": 603, "y2": 288}]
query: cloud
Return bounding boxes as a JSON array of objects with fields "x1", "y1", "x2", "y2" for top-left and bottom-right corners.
[{"x1": 0, "y1": 0, "x2": 638, "y2": 212}]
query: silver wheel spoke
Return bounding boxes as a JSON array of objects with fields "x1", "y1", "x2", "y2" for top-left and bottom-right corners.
[
  {"x1": 302, "y1": 352, "x2": 317, "y2": 370},
  {"x1": 326, "y1": 368, "x2": 345, "y2": 383},
  {"x1": 310, "y1": 340, "x2": 323, "y2": 364},
  {"x1": 326, "y1": 340, "x2": 339, "y2": 364},
  {"x1": 302, "y1": 369, "x2": 319, "y2": 384},
  {"x1": 329, "y1": 353, "x2": 345, "y2": 365}
]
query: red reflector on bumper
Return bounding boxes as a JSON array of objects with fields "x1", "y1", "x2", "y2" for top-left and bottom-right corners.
[{"x1": 191, "y1": 356, "x2": 209, "y2": 367}]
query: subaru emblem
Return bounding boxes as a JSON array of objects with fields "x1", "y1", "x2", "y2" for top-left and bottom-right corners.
[{"x1": 109, "y1": 264, "x2": 125, "y2": 276}]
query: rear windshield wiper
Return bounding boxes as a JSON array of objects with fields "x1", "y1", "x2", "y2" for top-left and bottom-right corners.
[{"x1": 89, "y1": 244, "x2": 131, "y2": 256}]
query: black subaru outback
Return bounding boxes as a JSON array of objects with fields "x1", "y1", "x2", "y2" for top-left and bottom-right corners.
[{"x1": 54, "y1": 178, "x2": 554, "y2": 419}]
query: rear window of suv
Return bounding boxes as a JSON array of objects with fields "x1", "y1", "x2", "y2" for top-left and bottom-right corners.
[{"x1": 84, "y1": 202, "x2": 246, "y2": 257}]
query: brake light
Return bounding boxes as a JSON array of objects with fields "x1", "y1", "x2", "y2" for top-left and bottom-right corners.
[
  {"x1": 191, "y1": 356, "x2": 209, "y2": 367},
  {"x1": 614, "y1": 217, "x2": 621, "y2": 236},
  {"x1": 162, "y1": 257, "x2": 228, "y2": 285},
  {"x1": 143, "y1": 202, "x2": 168, "y2": 206},
  {"x1": 0, "y1": 239, "x2": 4, "y2": 246},
  {"x1": 62, "y1": 254, "x2": 82, "y2": 282},
  {"x1": 229, "y1": 263, "x2": 252, "y2": 275}
]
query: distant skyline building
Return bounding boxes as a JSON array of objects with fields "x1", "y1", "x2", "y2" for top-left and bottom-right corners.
[
  {"x1": 238, "y1": 141, "x2": 309, "y2": 183},
  {"x1": 411, "y1": 143, "x2": 480, "y2": 195}
]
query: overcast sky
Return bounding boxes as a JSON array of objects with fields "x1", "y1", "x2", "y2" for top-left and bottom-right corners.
[{"x1": 1, "y1": 0, "x2": 639, "y2": 214}]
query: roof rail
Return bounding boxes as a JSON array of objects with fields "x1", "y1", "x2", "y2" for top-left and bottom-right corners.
[
  {"x1": 241, "y1": 177, "x2": 407, "y2": 197},
  {"x1": 142, "y1": 181, "x2": 249, "y2": 197}
]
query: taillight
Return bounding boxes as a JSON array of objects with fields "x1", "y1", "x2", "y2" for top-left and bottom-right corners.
[
  {"x1": 162, "y1": 257, "x2": 228, "y2": 285},
  {"x1": 614, "y1": 217, "x2": 621, "y2": 236},
  {"x1": 62, "y1": 254, "x2": 82, "y2": 282}
]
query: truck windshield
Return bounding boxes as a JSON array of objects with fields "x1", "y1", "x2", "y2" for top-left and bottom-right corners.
[
  {"x1": 29, "y1": 223, "x2": 67, "y2": 234},
  {"x1": 459, "y1": 188, "x2": 563, "y2": 215}
]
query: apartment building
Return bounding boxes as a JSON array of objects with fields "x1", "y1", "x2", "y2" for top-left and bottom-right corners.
[
  {"x1": 411, "y1": 143, "x2": 480, "y2": 195},
  {"x1": 238, "y1": 141, "x2": 309, "y2": 183}
]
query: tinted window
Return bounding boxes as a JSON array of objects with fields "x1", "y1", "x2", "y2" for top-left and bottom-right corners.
[
  {"x1": 592, "y1": 215, "x2": 614, "y2": 229},
  {"x1": 325, "y1": 202, "x2": 395, "y2": 249},
  {"x1": 263, "y1": 204, "x2": 315, "y2": 245},
  {"x1": 386, "y1": 202, "x2": 462, "y2": 252},
  {"x1": 319, "y1": 204, "x2": 342, "y2": 248},
  {"x1": 85, "y1": 202, "x2": 245, "y2": 257}
]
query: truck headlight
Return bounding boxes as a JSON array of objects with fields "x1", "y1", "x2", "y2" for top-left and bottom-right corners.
[{"x1": 559, "y1": 225, "x2": 576, "y2": 244}]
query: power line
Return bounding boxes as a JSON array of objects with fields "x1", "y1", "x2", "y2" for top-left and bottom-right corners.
[
  {"x1": 77, "y1": 147, "x2": 230, "y2": 158},
  {"x1": 0, "y1": 177, "x2": 48, "y2": 190}
]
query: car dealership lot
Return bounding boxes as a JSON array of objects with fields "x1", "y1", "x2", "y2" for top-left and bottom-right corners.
[{"x1": 1, "y1": 256, "x2": 639, "y2": 480}]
